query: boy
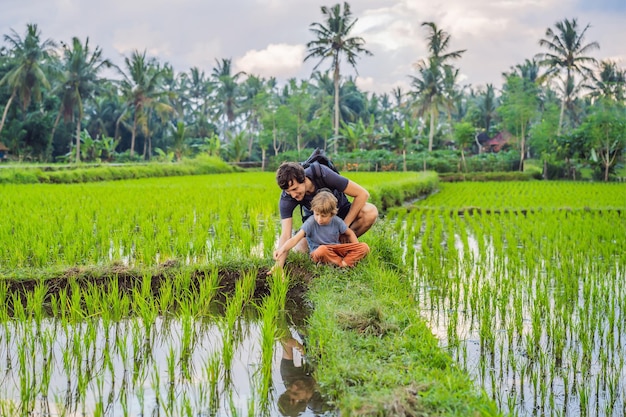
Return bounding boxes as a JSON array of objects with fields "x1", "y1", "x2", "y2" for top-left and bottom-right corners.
[{"x1": 273, "y1": 190, "x2": 370, "y2": 268}]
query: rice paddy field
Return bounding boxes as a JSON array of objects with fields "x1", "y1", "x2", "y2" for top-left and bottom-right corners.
[
  {"x1": 0, "y1": 171, "x2": 429, "y2": 417},
  {"x1": 392, "y1": 181, "x2": 626, "y2": 417},
  {"x1": 1, "y1": 172, "x2": 624, "y2": 417}
]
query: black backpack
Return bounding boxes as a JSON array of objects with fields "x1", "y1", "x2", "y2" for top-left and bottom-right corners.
[{"x1": 300, "y1": 148, "x2": 339, "y2": 175}]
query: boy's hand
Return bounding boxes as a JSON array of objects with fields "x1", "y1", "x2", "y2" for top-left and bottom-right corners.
[{"x1": 267, "y1": 262, "x2": 283, "y2": 276}]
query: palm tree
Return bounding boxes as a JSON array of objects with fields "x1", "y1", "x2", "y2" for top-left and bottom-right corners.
[
  {"x1": 0, "y1": 23, "x2": 56, "y2": 138},
  {"x1": 52, "y1": 37, "x2": 113, "y2": 162},
  {"x1": 118, "y1": 50, "x2": 174, "y2": 158},
  {"x1": 211, "y1": 58, "x2": 245, "y2": 138},
  {"x1": 508, "y1": 58, "x2": 548, "y2": 85},
  {"x1": 304, "y1": 2, "x2": 372, "y2": 153},
  {"x1": 180, "y1": 67, "x2": 215, "y2": 140},
  {"x1": 309, "y1": 71, "x2": 335, "y2": 150},
  {"x1": 410, "y1": 22, "x2": 465, "y2": 152},
  {"x1": 240, "y1": 74, "x2": 270, "y2": 157},
  {"x1": 537, "y1": 18, "x2": 599, "y2": 135},
  {"x1": 477, "y1": 84, "x2": 498, "y2": 134},
  {"x1": 585, "y1": 60, "x2": 625, "y2": 102},
  {"x1": 393, "y1": 120, "x2": 419, "y2": 171}
]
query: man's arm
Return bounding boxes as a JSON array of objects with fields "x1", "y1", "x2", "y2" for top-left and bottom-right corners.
[
  {"x1": 342, "y1": 180, "x2": 370, "y2": 227},
  {"x1": 340, "y1": 227, "x2": 359, "y2": 244}
]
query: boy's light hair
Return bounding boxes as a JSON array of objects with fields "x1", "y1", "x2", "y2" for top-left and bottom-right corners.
[{"x1": 311, "y1": 190, "x2": 338, "y2": 215}]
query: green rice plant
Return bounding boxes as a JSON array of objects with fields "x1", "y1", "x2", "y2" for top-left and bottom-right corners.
[
  {"x1": 158, "y1": 278, "x2": 175, "y2": 314},
  {"x1": 93, "y1": 375, "x2": 105, "y2": 417},
  {"x1": 149, "y1": 356, "x2": 163, "y2": 414},
  {"x1": 178, "y1": 392, "x2": 193, "y2": 417},
  {"x1": 227, "y1": 391, "x2": 242, "y2": 417},
  {"x1": 109, "y1": 284, "x2": 131, "y2": 322},
  {"x1": 115, "y1": 327, "x2": 130, "y2": 373},
  {"x1": 132, "y1": 274, "x2": 159, "y2": 342},
  {"x1": 172, "y1": 269, "x2": 193, "y2": 304},
  {"x1": 178, "y1": 303, "x2": 196, "y2": 380},
  {"x1": 260, "y1": 213, "x2": 278, "y2": 259},
  {"x1": 195, "y1": 266, "x2": 220, "y2": 315},
  {"x1": 204, "y1": 351, "x2": 221, "y2": 416},
  {"x1": 130, "y1": 318, "x2": 154, "y2": 384},
  {"x1": 17, "y1": 329, "x2": 35, "y2": 415},
  {"x1": 68, "y1": 281, "x2": 87, "y2": 323},
  {"x1": 25, "y1": 282, "x2": 46, "y2": 330},
  {"x1": 193, "y1": 379, "x2": 209, "y2": 417},
  {"x1": 255, "y1": 293, "x2": 280, "y2": 411},
  {"x1": 0, "y1": 282, "x2": 8, "y2": 323},
  {"x1": 39, "y1": 326, "x2": 55, "y2": 399},
  {"x1": 166, "y1": 345, "x2": 176, "y2": 387},
  {"x1": 0, "y1": 400, "x2": 19, "y2": 417},
  {"x1": 219, "y1": 322, "x2": 235, "y2": 389}
]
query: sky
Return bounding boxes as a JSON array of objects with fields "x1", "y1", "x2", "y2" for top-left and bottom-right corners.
[{"x1": 2, "y1": 0, "x2": 625, "y2": 96}]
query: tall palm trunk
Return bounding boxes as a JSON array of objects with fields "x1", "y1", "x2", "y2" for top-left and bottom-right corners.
[
  {"x1": 75, "y1": 98, "x2": 85, "y2": 163},
  {"x1": 428, "y1": 107, "x2": 436, "y2": 152},
  {"x1": 519, "y1": 122, "x2": 526, "y2": 172},
  {"x1": 0, "y1": 91, "x2": 16, "y2": 137},
  {"x1": 130, "y1": 113, "x2": 139, "y2": 158},
  {"x1": 50, "y1": 111, "x2": 62, "y2": 151},
  {"x1": 557, "y1": 99, "x2": 565, "y2": 137},
  {"x1": 261, "y1": 147, "x2": 266, "y2": 171},
  {"x1": 75, "y1": 116, "x2": 82, "y2": 163},
  {"x1": 333, "y1": 64, "x2": 340, "y2": 155}
]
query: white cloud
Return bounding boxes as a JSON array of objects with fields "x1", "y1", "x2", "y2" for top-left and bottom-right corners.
[
  {"x1": 235, "y1": 43, "x2": 306, "y2": 78},
  {"x1": 112, "y1": 23, "x2": 171, "y2": 58},
  {"x1": 356, "y1": 76, "x2": 410, "y2": 96},
  {"x1": 2, "y1": 0, "x2": 625, "y2": 96}
]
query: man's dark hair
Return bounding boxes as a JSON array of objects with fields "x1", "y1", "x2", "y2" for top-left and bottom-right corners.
[{"x1": 276, "y1": 162, "x2": 306, "y2": 190}]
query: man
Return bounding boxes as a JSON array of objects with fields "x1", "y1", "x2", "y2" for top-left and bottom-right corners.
[{"x1": 272, "y1": 161, "x2": 378, "y2": 270}]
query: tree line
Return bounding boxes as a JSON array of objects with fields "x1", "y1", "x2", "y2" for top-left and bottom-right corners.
[{"x1": 0, "y1": 3, "x2": 624, "y2": 180}]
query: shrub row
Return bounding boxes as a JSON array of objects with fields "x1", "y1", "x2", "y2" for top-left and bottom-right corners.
[
  {"x1": 0, "y1": 156, "x2": 236, "y2": 184},
  {"x1": 270, "y1": 149, "x2": 522, "y2": 174},
  {"x1": 439, "y1": 171, "x2": 540, "y2": 182}
]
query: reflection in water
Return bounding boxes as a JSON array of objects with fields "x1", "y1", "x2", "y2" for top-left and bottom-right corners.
[
  {"x1": 0, "y1": 314, "x2": 334, "y2": 417},
  {"x1": 277, "y1": 327, "x2": 332, "y2": 417}
]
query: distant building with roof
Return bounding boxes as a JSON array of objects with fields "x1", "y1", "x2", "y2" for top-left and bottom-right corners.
[{"x1": 474, "y1": 131, "x2": 514, "y2": 153}]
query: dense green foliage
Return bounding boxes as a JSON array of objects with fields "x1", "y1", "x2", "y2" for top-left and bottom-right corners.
[{"x1": 0, "y1": 13, "x2": 624, "y2": 181}]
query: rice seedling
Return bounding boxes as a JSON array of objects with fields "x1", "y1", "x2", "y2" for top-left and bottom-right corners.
[
  {"x1": 204, "y1": 351, "x2": 221, "y2": 415},
  {"x1": 178, "y1": 303, "x2": 196, "y2": 380},
  {"x1": 255, "y1": 281, "x2": 284, "y2": 412}
]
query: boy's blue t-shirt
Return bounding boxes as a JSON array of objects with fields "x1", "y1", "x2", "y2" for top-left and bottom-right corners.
[{"x1": 301, "y1": 216, "x2": 348, "y2": 253}]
